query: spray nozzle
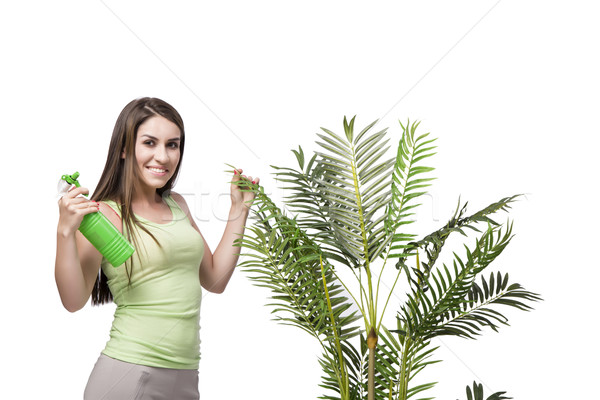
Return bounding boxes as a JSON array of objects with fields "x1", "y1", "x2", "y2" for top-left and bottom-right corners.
[
  {"x1": 58, "y1": 171, "x2": 87, "y2": 198},
  {"x1": 61, "y1": 172, "x2": 81, "y2": 187}
]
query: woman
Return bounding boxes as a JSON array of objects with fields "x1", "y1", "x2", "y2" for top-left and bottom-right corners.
[{"x1": 55, "y1": 97, "x2": 258, "y2": 399}]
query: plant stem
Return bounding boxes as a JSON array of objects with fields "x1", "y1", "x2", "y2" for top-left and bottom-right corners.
[
  {"x1": 397, "y1": 337, "x2": 411, "y2": 400},
  {"x1": 321, "y1": 256, "x2": 349, "y2": 400},
  {"x1": 377, "y1": 265, "x2": 403, "y2": 333},
  {"x1": 367, "y1": 327, "x2": 378, "y2": 400},
  {"x1": 374, "y1": 245, "x2": 391, "y2": 324},
  {"x1": 369, "y1": 347, "x2": 375, "y2": 400},
  {"x1": 396, "y1": 253, "x2": 418, "y2": 400},
  {"x1": 348, "y1": 132, "x2": 381, "y2": 400},
  {"x1": 350, "y1": 156, "x2": 378, "y2": 400},
  {"x1": 331, "y1": 268, "x2": 369, "y2": 329}
]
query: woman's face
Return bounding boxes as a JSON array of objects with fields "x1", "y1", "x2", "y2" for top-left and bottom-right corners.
[{"x1": 133, "y1": 115, "x2": 182, "y2": 195}]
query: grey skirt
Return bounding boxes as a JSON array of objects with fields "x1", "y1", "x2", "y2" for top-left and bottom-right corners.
[{"x1": 84, "y1": 353, "x2": 199, "y2": 400}]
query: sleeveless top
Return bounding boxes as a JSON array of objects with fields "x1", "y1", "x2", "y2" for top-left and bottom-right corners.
[{"x1": 99, "y1": 195, "x2": 205, "y2": 369}]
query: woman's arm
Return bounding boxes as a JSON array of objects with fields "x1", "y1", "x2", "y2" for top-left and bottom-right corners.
[
  {"x1": 199, "y1": 202, "x2": 250, "y2": 293},
  {"x1": 172, "y1": 169, "x2": 258, "y2": 294},
  {"x1": 55, "y1": 187, "x2": 115, "y2": 312}
]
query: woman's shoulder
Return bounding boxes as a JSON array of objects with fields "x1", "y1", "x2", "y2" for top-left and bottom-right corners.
[
  {"x1": 169, "y1": 191, "x2": 201, "y2": 231},
  {"x1": 169, "y1": 192, "x2": 192, "y2": 216},
  {"x1": 97, "y1": 200, "x2": 124, "y2": 232}
]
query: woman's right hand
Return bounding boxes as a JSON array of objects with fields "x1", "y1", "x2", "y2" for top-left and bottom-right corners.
[
  {"x1": 55, "y1": 186, "x2": 104, "y2": 312},
  {"x1": 57, "y1": 186, "x2": 100, "y2": 237}
]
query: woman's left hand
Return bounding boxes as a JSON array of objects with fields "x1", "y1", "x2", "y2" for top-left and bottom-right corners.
[{"x1": 230, "y1": 168, "x2": 259, "y2": 209}]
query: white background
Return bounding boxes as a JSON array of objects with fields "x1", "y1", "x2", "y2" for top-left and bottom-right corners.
[{"x1": 1, "y1": 1, "x2": 598, "y2": 399}]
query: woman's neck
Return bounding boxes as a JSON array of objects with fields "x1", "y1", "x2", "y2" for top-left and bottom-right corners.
[{"x1": 131, "y1": 188, "x2": 163, "y2": 208}]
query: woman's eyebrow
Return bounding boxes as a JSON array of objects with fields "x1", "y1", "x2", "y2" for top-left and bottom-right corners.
[{"x1": 140, "y1": 134, "x2": 180, "y2": 141}]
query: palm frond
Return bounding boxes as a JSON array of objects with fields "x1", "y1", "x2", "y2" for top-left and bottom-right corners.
[
  {"x1": 319, "y1": 341, "x2": 364, "y2": 400},
  {"x1": 237, "y1": 187, "x2": 361, "y2": 343},
  {"x1": 393, "y1": 195, "x2": 521, "y2": 262},
  {"x1": 385, "y1": 120, "x2": 437, "y2": 235},
  {"x1": 397, "y1": 222, "x2": 535, "y2": 341},
  {"x1": 236, "y1": 185, "x2": 364, "y2": 399},
  {"x1": 272, "y1": 147, "x2": 357, "y2": 266},
  {"x1": 392, "y1": 195, "x2": 523, "y2": 302},
  {"x1": 458, "y1": 381, "x2": 512, "y2": 400},
  {"x1": 459, "y1": 271, "x2": 542, "y2": 326},
  {"x1": 313, "y1": 116, "x2": 395, "y2": 265}
]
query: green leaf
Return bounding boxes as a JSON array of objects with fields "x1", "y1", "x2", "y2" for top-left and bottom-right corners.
[
  {"x1": 291, "y1": 145, "x2": 305, "y2": 170},
  {"x1": 458, "y1": 382, "x2": 512, "y2": 400},
  {"x1": 343, "y1": 115, "x2": 356, "y2": 142}
]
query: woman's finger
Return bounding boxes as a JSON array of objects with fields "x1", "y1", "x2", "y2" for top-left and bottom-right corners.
[
  {"x1": 81, "y1": 203, "x2": 100, "y2": 214},
  {"x1": 69, "y1": 196, "x2": 92, "y2": 205},
  {"x1": 74, "y1": 201, "x2": 99, "y2": 209},
  {"x1": 60, "y1": 196, "x2": 90, "y2": 210},
  {"x1": 73, "y1": 202, "x2": 100, "y2": 215},
  {"x1": 231, "y1": 168, "x2": 259, "y2": 187},
  {"x1": 62, "y1": 199, "x2": 99, "y2": 213},
  {"x1": 65, "y1": 186, "x2": 90, "y2": 199}
]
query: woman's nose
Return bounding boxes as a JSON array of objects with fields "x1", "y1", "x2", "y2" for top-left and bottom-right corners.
[{"x1": 154, "y1": 145, "x2": 169, "y2": 162}]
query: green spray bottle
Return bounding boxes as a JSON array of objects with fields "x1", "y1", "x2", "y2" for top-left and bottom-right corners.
[{"x1": 58, "y1": 172, "x2": 135, "y2": 267}]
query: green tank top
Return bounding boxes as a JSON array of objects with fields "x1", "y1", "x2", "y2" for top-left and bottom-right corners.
[{"x1": 99, "y1": 195, "x2": 204, "y2": 369}]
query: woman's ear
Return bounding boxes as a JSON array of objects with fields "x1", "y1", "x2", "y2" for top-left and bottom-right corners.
[{"x1": 121, "y1": 149, "x2": 125, "y2": 159}]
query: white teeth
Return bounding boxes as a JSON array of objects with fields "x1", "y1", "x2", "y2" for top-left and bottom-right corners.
[{"x1": 148, "y1": 167, "x2": 166, "y2": 173}]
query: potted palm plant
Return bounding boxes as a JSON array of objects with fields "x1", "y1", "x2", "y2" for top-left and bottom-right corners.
[{"x1": 233, "y1": 117, "x2": 540, "y2": 400}]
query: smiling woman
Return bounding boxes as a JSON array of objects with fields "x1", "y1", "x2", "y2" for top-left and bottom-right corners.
[
  {"x1": 134, "y1": 117, "x2": 182, "y2": 204},
  {"x1": 54, "y1": 97, "x2": 260, "y2": 400}
]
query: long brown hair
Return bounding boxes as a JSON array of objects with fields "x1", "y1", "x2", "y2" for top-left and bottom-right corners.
[{"x1": 90, "y1": 97, "x2": 185, "y2": 306}]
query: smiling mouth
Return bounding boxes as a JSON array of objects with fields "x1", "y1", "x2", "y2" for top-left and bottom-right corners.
[{"x1": 147, "y1": 167, "x2": 168, "y2": 174}]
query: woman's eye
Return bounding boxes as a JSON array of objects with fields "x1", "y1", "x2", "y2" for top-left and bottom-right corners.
[{"x1": 141, "y1": 140, "x2": 178, "y2": 148}]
